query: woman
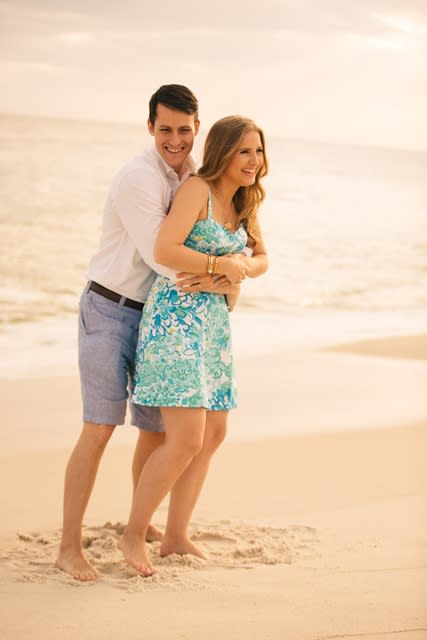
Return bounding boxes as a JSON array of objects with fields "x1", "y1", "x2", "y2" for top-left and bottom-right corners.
[{"x1": 119, "y1": 115, "x2": 269, "y2": 575}]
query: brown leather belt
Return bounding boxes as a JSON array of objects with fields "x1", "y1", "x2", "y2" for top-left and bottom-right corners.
[{"x1": 88, "y1": 281, "x2": 144, "y2": 311}]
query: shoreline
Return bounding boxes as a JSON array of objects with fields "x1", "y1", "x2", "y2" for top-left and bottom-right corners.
[
  {"x1": 1, "y1": 307, "x2": 427, "y2": 380},
  {"x1": 325, "y1": 332, "x2": 427, "y2": 361},
  {"x1": 1, "y1": 331, "x2": 427, "y2": 454}
]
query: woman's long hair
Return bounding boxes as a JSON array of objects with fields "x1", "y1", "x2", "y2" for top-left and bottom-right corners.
[{"x1": 197, "y1": 115, "x2": 268, "y2": 246}]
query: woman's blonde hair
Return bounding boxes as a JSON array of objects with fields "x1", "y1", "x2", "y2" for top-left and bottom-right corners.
[{"x1": 197, "y1": 115, "x2": 268, "y2": 246}]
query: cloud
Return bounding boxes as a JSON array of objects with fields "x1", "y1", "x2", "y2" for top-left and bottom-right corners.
[
  {"x1": 55, "y1": 32, "x2": 94, "y2": 45},
  {"x1": 374, "y1": 13, "x2": 427, "y2": 37},
  {"x1": 2, "y1": 0, "x2": 425, "y2": 36},
  {"x1": 0, "y1": 60, "x2": 65, "y2": 74},
  {"x1": 0, "y1": 0, "x2": 426, "y2": 150}
]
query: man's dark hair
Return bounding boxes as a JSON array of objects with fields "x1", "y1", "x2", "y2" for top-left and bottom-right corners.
[{"x1": 148, "y1": 84, "x2": 199, "y2": 125}]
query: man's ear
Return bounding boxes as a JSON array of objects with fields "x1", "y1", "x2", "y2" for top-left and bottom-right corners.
[
  {"x1": 194, "y1": 119, "x2": 200, "y2": 135},
  {"x1": 147, "y1": 119, "x2": 155, "y2": 136}
]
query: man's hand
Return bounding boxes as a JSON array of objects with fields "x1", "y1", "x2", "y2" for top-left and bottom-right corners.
[{"x1": 176, "y1": 272, "x2": 231, "y2": 294}]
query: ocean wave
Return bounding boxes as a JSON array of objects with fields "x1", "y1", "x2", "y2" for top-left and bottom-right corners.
[
  {"x1": 237, "y1": 290, "x2": 427, "y2": 314},
  {"x1": 1, "y1": 114, "x2": 426, "y2": 331}
]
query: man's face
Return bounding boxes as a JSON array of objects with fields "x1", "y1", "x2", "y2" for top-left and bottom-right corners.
[{"x1": 148, "y1": 103, "x2": 200, "y2": 177}]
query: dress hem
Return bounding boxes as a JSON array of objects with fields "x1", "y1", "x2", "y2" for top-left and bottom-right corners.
[{"x1": 132, "y1": 399, "x2": 237, "y2": 412}]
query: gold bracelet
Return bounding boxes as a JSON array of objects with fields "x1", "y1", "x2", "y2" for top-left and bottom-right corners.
[
  {"x1": 207, "y1": 255, "x2": 214, "y2": 274},
  {"x1": 207, "y1": 255, "x2": 218, "y2": 275}
]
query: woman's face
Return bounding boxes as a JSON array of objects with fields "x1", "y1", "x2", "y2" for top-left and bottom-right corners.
[{"x1": 224, "y1": 130, "x2": 264, "y2": 187}]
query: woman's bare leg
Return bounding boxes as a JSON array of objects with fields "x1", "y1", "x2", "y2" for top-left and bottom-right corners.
[
  {"x1": 160, "y1": 410, "x2": 228, "y2": 558},
  {"x1": 119, "y1": 407, "x2": 206, "y2": 575}
]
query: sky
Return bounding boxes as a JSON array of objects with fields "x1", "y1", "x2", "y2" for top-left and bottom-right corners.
[{"x1": 1, "y1": 0, "x2": 426, "y2": 151}]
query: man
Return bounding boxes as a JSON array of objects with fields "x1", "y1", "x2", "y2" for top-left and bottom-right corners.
[{"x1": 55, "y1": 85, "x2": 233, "y2": 581}]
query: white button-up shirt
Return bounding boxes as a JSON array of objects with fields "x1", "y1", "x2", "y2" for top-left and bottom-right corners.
[{"x1": 86, "y1": 146, "x2": 196, "y2": 302}]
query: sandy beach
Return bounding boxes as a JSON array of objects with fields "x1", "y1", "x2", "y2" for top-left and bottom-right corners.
[
  {"x1": 1, "y1": 1, "x2": 427, "y2": 636},
  {"x1": 1, "y1": 333, "x2": 426, "y2": 640}
]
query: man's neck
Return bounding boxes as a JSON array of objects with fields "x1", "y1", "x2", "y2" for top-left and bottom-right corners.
[{"x1": 176, "y1": 162, "x2": 188, "y2": 180}]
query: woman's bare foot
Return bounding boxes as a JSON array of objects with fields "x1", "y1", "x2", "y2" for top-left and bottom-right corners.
[
  {"x1": 160, "y1": 535, "x2": 208, "y2": 560},
  {"x1": 55, "y1": 547, "x2": 99, "y2": 581},
  {"x1": 119, "y1": 534, "x2": 156, "y2": 576},
  {"x1": 146, "y1": 523, "x2": 163, "y2": 543}
]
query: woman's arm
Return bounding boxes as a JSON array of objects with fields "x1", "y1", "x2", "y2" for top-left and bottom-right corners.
[
  {"x1": 154, "y1": 177, "x2": 248, "y2": 283},
  {"x1": 240, "y1": 217, "x2": 269, "y2": 277}
]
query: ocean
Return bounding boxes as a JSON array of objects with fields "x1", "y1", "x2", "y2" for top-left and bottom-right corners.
[{"x1": 1, "y1": 113, "x2": 426, "y2": 377}]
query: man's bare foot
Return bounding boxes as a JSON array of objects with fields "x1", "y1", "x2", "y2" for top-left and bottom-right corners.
[
  {"x1": 146, "y1": 523, "x2": 163, "y2": 543},
  {"x1": 160, "y1": 536, "x2": 208, "y2": 560},
  {"x1": 55, "y1": 547, "x2": 99, "y2": 581},
  {"x1": 119, "y1": 534, "x2": 156, "y2": 576}
]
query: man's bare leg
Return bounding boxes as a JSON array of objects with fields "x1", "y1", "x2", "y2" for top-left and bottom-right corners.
[
  {"x1": 119, "y1": 407, "x2": 205, "y2": 575},
  {"x1": 132, "y1": 429, "x2": 165, "y2": 542},
  {"x1": 160, "y1": 411, "x2": 227, "y2": 559},
  {"x1": 55, "y1": 422, "x2": 115, "y2": 581}
]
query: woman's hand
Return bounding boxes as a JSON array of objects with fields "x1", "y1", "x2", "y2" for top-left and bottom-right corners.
[{"x1": 216, "y1": 254, "x2": 248, "y2": 283}]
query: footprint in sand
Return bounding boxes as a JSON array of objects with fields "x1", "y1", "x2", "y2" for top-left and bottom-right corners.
[{"x1": 3, "y1": 519, "x2": 320, "y2": 590}]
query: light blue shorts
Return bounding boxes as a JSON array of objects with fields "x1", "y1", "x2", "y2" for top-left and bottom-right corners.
[{"x1": 78, "y1": 286, "x2": 164, "y2": 432}]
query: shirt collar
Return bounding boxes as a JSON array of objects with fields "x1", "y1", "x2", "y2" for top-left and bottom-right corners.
[{"x1": 151, "y1": 145, "x2": 196, "y2": 181}]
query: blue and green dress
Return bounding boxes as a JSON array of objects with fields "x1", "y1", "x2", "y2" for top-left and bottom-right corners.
[{"x1": 132, "y1": 192, "x2": 247, "y2": 411}]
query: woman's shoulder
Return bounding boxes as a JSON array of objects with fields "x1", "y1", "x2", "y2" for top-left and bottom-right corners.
[
  {"x1": 174, "y1": 175, "x2": 209, "y2": 204},
  {"x1": 184, "y1": 174, "x2": 209, "y2": 193}
]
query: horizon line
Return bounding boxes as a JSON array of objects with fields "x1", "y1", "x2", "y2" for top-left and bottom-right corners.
[{"x1": 1, "y1": 109, "x2": 426, "y2": 156}]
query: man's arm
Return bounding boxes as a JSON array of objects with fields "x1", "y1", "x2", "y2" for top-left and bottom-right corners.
[
  {"x1": 176, "y1": 272, "x2": 228, "y2": 292},
  {"x1": 113, "y1": 167, "x2": 178, "y2": 278},
  {"x1": 176, "y1": 274, "x2": 241, "y2": 310}
]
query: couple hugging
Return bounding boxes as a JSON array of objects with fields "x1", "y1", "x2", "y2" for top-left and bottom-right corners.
[{"x1": 55, "y1": 84, "x2": 269, "y2": 581}]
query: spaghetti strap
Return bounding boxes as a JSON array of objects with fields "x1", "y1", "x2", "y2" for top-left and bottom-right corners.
[{"x1": 207, "y1": 191, "x2": 213, "y2": 219}]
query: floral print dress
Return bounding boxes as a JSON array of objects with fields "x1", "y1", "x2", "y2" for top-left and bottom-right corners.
[{"x1": 132, "y1": 192, "x2": 247, "y2": 411}]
